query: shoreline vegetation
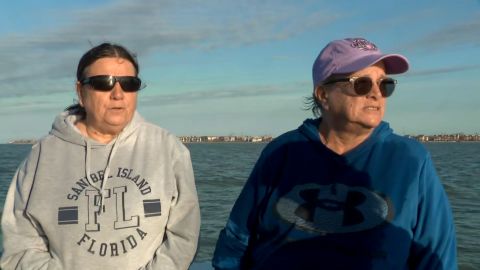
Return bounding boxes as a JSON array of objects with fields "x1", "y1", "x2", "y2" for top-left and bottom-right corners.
[{"x1": 6, "y1": 133, "x2": 480, "y2": 144}]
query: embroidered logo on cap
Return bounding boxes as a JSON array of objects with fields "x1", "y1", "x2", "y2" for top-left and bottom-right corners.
[{"x1": 350, "y1": 38, "x2": 378, "y2": 51}]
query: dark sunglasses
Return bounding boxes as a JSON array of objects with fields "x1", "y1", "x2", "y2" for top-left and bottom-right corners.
[
  {"x1": 80, "y1": 75, "x2": 142, "y2": 92},
  {"x1": 323, "y1": 76, "x2": 397, "y2": 97}
]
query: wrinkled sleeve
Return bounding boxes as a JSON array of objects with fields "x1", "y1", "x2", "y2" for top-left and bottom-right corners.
[
  {"x1": 139, "y1": 145, "x2": 200, "y2": 270},
  {"x1": 212, "y1": 149, "x2": 271, "y2": 270},
  {"x1": 410, "y1": 154, "x2": 458, "y2": 269},
  {"x1": 1, "y1": 144, "x2": 62, "y2": 270}
]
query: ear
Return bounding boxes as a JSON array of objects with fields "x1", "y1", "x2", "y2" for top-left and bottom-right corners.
[
  {"x1": 315, "y1": 85, "x2": 330, "y2": 111},
  {"x1": 76, "y1": 81, "x2": 84, "y2": 107}
]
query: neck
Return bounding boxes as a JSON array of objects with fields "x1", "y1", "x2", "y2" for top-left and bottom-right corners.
[
  {"x1": 318, "y1": 119, "x2": 374, "y2": 155},
  {"x1": 75, "y1": 120, "x2": 119, "y2": 144}
]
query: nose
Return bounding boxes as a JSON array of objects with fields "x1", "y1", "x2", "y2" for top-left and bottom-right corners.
[
  {"x1": 367, "y1": 80, "x2": 383, "y2": 99},
  {"x1": 110, "y1": 82, "x2": 124, "y2": 99}
]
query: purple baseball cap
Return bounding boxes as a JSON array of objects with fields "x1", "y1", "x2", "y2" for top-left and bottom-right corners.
[{"x1": 312, "y1": 38, "x2": 409, "y2": 88}]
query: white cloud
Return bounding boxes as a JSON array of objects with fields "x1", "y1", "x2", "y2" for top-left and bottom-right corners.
[
  {"x1": 0, "y1": 0, "x2": 336, "y2": 100},
  {"x1": 139, "y1": 81, "x2": 308, "y2": 107},
  {"x1": 407, "y1": 64, "x2": 480, "y2": 77},
  {"x1": 400, "y1": 13, "x2": 480, "y2": 52}
]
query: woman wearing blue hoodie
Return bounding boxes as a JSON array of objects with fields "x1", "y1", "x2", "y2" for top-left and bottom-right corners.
[{"x1": 213, "y1": 38, "x2": 457, "y2": 270}]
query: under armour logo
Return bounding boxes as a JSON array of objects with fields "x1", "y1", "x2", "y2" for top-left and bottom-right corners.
[
  {"x1": 295, "y1": 188, "x2": 366, "y2": 226},
  {"x1": 275, "y1": 183, "x2": 393, "y2": 235}
]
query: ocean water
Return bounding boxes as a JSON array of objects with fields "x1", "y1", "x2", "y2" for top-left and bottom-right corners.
[{"x1": 0, "y1": 142, "x2": 479, "y2": 269}]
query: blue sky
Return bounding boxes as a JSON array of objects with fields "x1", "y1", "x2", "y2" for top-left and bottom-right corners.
[{"x1": 1, "y1": 0, "x2": 479, "y2": 142}]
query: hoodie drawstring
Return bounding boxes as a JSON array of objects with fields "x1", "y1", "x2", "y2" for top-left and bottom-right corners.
[{"x1": 84, "y1": 136, "x2": 120, "y2": 215}]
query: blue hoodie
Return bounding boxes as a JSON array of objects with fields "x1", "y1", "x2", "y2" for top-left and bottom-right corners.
[{"x1": 213, "y1": 119, "x2": 457, "y2": 270}]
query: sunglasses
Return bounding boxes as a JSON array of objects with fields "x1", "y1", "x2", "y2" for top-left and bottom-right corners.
[
  {"x1": 80, "y1": 75, "x2": 142, "y2": 92},
  {"x1": 323, "y1": 76, "x2": 397, "y2": 97}
]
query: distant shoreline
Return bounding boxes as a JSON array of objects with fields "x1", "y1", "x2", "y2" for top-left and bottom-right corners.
[
  {"x1": 184, "y1": 141, "x2": 269, "y2": 144},
  {"x1": 5, "y1": 141, "x2": 271, "y2": 145},
  {"x1": 6, "y1": 134, "x2": 480, "y2": 145},
  {"x1": 5, "y1": 140, "x2": 480, "y2": 145},
  {"x1": 7, "y1": 140, "x2": 37, "y2": 144},
  {"x1": 7, "y1": 136, "x2": 274, "y2": 145}
]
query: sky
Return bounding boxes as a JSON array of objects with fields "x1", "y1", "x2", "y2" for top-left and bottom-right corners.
[{"x1": 1, "y1": 0, "x2": 480, "y2": 142}]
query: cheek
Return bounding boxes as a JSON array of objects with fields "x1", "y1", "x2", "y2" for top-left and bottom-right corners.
[
  {"x1": 341, "y1": 99, "x2": 358, "y2": 115},
  {"x1": 376, "y1": 100, "x2": 386, "y2": 116},
  {"x1": 326, "y1": 93, "x2": 345, "y2": 113},
  {"x1": 127, "y1": 94, "x2": 138, "y2": 108},
  {"x1": 84, "y1": 93, "x2": 109, "y2": 112}
]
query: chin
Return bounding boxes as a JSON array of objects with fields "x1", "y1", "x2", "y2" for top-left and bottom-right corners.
[
  {"x1": 363, "y1": 119, "x2": 382, "y2": 129},
  {"x1": 105, "y1": 118, "x2": 130, "y2": 128},
  {"x1": 353, "y1": 116, "x2": 382, "y2": 130},
  {"x1": 107, "y1": 113, "x2": 133, "y2": 124}
]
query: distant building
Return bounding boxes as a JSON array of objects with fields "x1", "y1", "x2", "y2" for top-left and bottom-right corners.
[
  {"x1": 8, "y1": 139, "x2": 36, "y2": 144},
  {"x1": 409, "y1": 133, "x2": 480, "y2": 142},
  {"x1": 178, "y1": 135, "x2": 273, "y2": 143}
]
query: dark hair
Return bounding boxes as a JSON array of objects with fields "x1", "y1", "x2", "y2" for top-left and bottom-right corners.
[
  {"x1": 66, "y1": 43, "x2": 139, "y2": 117},
  {"x1": 303, "y1": 91, "x2": 322, "y2": 118},
  {"x1": 304, "y1": 73, "x2": 350, "y2": 117}
]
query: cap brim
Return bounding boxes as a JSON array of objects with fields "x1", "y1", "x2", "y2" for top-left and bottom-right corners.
[
  {"x1": 336, "y1": 54, "x2": 409, "y2": 75},
  {"x1": 379, "y1": 54, "x2": 409, "y2": 74}
]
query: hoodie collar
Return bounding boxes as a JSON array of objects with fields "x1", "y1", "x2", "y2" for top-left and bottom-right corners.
[
  {"x1": 50, "y1": 110, "x2": 144, "y2": 146},
  {"x1": 299, "y1": 118, "x2": 393, "y2": 160}
]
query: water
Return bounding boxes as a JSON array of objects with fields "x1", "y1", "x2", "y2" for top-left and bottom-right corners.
[
  {"x1": 424, "y1": 143, "x2": 480, "y2": 270},
  {"x1": 0, "y1": 142, "x2": 479, "y2": 269},
  {"x1": 187, "y1": 143, "x2": 263, "y2": 262}
]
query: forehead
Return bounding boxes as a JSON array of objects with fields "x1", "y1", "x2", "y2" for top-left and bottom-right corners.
[{"x1": 84, "y1": 57, "x2": 136, "y2": 76}]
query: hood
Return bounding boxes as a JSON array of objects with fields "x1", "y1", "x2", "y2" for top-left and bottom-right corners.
[
  {"x1": 49, "y1": 110, "x2": 145, "y2": 214},
  {"x1": 50, "y1": 111, "x2": 144, "y2": 147}
]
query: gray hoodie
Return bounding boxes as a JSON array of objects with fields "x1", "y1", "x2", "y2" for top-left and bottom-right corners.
[{"x1": 1, "y1": 111, "x2": 200, "y2": 270}]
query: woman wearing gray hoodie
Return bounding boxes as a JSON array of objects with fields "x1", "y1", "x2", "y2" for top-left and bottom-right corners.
[{"x1": 1, "y1": 43, "x2": 200, "y2": 270}]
